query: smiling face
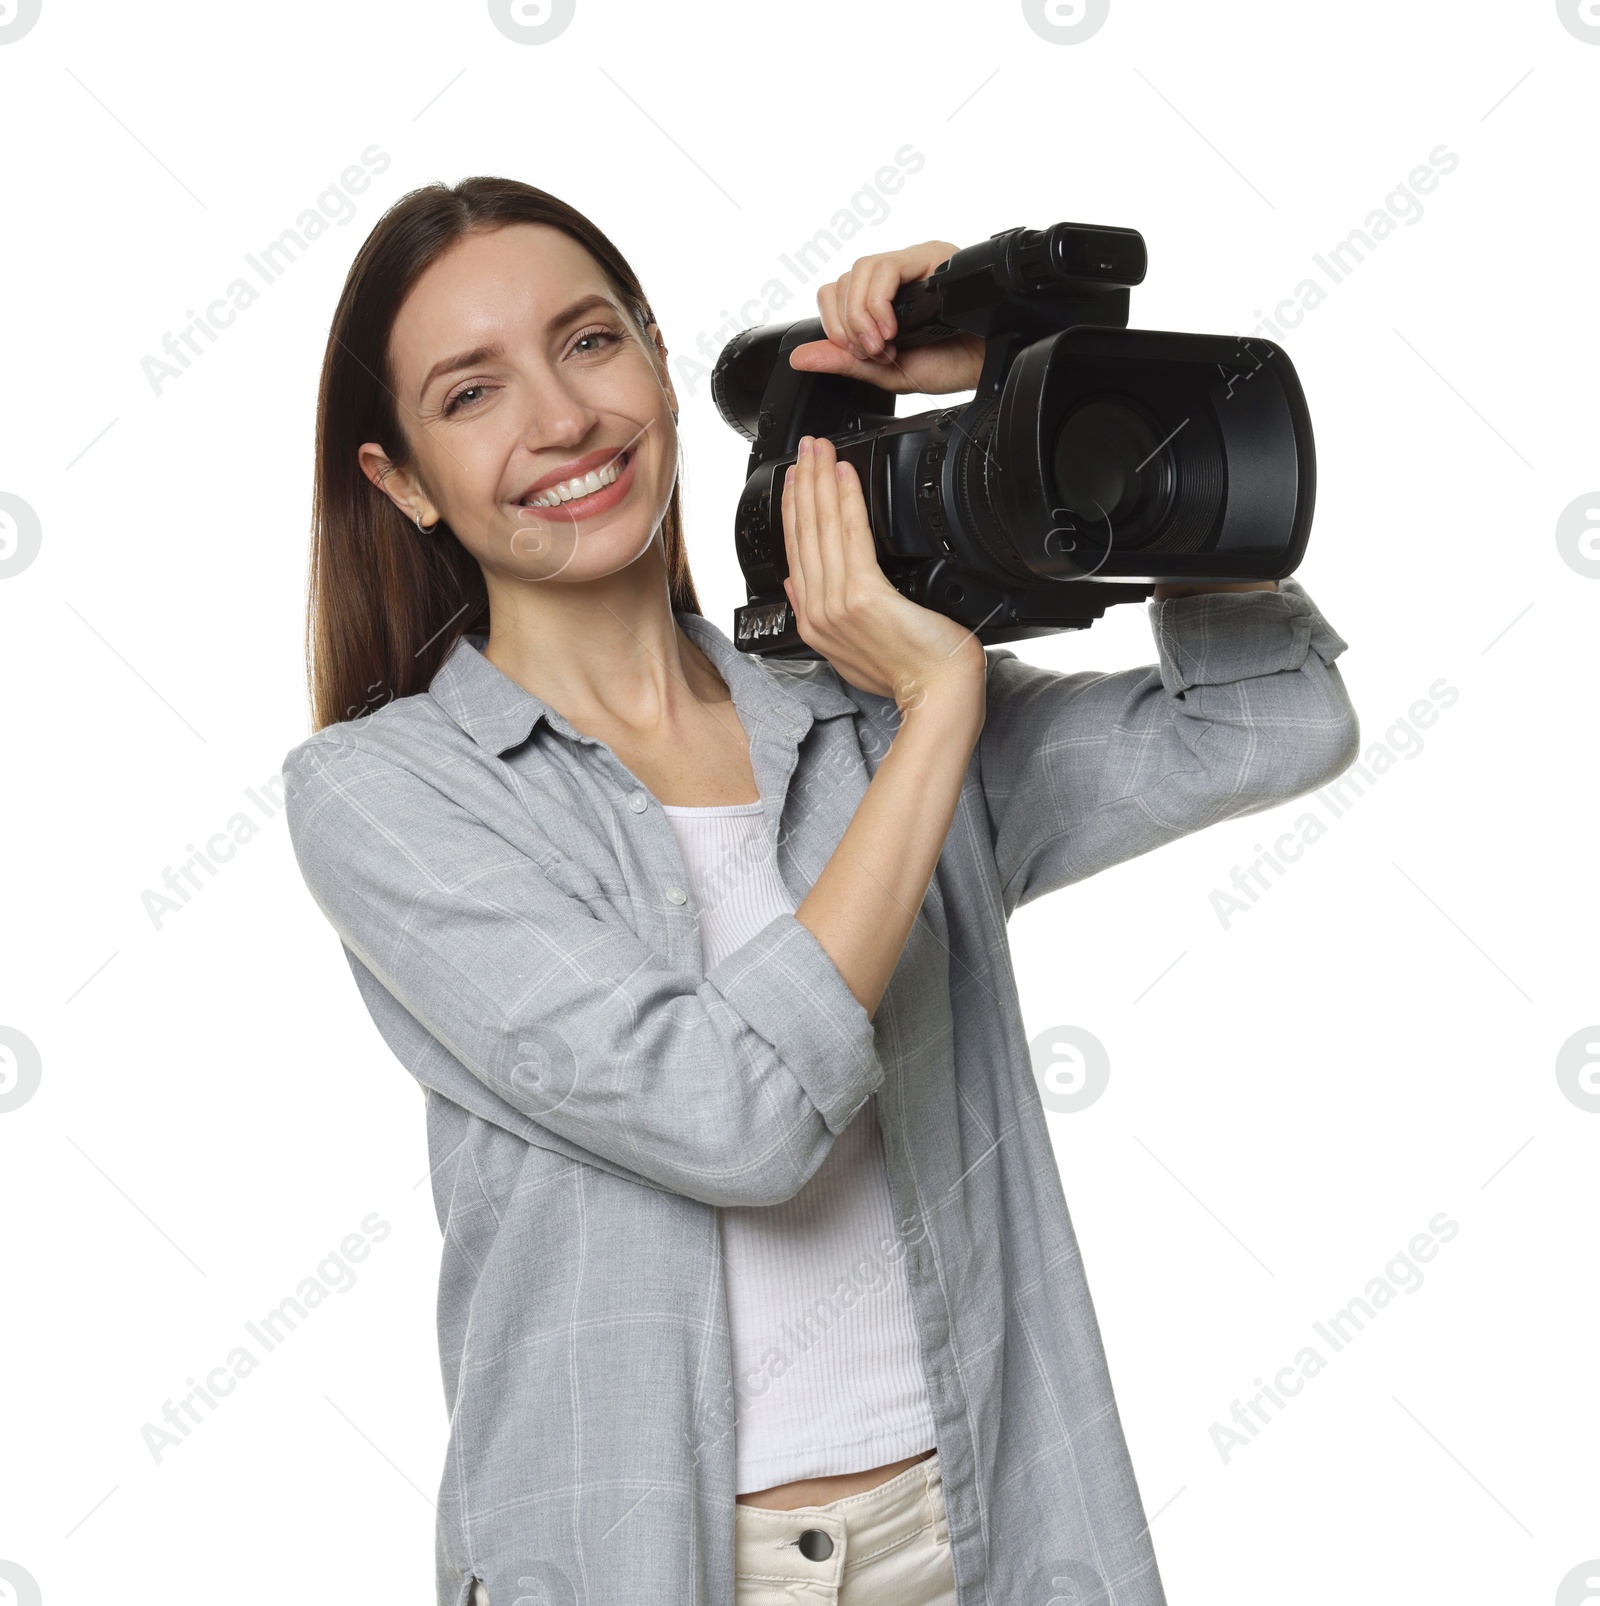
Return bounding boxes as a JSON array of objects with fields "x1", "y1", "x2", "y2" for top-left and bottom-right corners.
[{"x1": 361, "y1": 222, "x2": 679, "y2": 586}]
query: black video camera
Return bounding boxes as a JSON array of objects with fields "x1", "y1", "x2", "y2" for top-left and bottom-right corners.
[{"x1": 711, "y1": 222, "x2": 1316, "y2": 657}]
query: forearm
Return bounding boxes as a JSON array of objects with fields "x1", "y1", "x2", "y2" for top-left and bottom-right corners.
[
  {"x1": 284, "y1": 739, "x2": 886, "y2": 1209},
  {"x1": 978, "y1": 577, "x2": 1359, "y2": 913},
  {"x1": 796, "y1": 686, "x2": 984, "y2": 1019}
]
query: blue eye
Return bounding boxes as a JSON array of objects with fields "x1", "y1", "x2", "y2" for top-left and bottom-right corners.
[
  {"x1": 572, "y1": 326, "x2": 620, "y2": 356},
  {"x1": 444, "y1": 384, "x2": 488, "y2": 416}
]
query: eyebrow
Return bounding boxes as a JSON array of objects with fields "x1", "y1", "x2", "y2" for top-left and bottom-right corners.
[{"x1": 417, "y1": 293, "x2": 622, "y2": 402}]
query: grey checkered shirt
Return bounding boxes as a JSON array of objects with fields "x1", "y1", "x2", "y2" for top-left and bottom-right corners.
[{"x1": 282, "y1": 578, "x2": 1358, "y2": 1606}]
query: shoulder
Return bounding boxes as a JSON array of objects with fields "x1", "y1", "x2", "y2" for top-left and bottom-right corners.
[
  {"x1": 981, "y1": 643, "x2": 1049, "y2": 703},
  {"x1": 280, "y1": 690, "x2": 475, "y2": 827}
]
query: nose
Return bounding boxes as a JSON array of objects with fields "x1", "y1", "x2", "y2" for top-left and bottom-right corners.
[{"x1": 516, "y1": 361, "x2": 600, "y2": 453}]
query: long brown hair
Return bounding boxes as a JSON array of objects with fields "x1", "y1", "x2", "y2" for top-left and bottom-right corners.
[{"x1": 304, "y1": 176, "x2": 700, "y2": 732}]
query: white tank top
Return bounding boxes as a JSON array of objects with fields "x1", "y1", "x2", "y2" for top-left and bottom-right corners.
[{"x1": 660, "y1": 798, "x2": 937, "y2": 1494}]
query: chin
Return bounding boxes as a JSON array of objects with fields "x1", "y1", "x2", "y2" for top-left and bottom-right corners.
[{"x1": 519, "y1": 517, "x2": 663, "y2": 585}]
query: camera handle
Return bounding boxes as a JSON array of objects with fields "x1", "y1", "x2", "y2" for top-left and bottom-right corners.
[
  {"x1": 888, "y1": 223, "x2": 1143, "y2": 398},
  {"x1": 713, "y1": 224, "x2": 1146, "y2": 471}
]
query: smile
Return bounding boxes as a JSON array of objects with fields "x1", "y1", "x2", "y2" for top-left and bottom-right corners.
[{"x1": 520, "y1": 447, "x2": 635, "y2": 514}]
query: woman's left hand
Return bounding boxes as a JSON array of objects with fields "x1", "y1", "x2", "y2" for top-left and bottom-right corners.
[{"x1": 786, "y1": 240, "x2": 985, "y2": 396}]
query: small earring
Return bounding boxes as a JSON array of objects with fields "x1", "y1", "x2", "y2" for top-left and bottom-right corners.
[{"x1": 413, "y1": 509, "x2": 437, "y2": 534}]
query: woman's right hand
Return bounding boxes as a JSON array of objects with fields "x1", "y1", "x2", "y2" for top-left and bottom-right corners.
[
  {"x1": 786, "y1": 239, "x2": 985, "y2": 398},
  {"x1": 780, "y1": 431, "x2": 986, "y2": 720}
]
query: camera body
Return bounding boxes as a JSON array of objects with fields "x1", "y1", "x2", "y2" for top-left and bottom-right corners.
[{"x1": 711, "y1": 223, "x2": 1316, "y2": 658}]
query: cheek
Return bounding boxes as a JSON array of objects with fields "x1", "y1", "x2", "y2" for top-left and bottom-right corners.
[
  {"x1": 645, "y1": 417, "x2": 680, "y2": 495},
  {"x1": 438, "y1": 429, "x2": 520, "y2": 508},
  {"x1": 643, "y1": 440, "x2": 678, "y2": 516}
]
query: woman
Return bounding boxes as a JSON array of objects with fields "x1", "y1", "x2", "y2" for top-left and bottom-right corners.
[{"x1": 283, "y1": 178, "x2": 1359, "y2": 1606}]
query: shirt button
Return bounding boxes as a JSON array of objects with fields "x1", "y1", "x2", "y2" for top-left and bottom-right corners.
[
  {"x1": 665, "y1": 886, "x2": 688, "y2": 905},
  {"x1": 628, "y1": 791, "x2": 649, "y2": 813}
]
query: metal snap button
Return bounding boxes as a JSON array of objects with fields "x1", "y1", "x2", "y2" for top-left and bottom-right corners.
[
  {"x1": 628, "y1": 791, "x2": 649, "y2": 813},
  {"x1": 797, "y1": 1528, "x2": 833, "y2": 1562},
  {"x1": 665, "y1": 886, "x2": 688, "y2": 905}
]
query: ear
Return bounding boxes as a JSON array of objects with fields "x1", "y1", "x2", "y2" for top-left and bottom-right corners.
[
  {"x1": 647, "y1": 322, "x2": 679, "y2": 419},
  {"x1": 358, "y1": 442, "x2": 440, "y2": 530}
]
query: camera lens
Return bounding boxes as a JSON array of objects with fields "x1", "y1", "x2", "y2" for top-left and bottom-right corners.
[{"x1": 1050, "y1": 396, "x2": 1174, "y2": 543}]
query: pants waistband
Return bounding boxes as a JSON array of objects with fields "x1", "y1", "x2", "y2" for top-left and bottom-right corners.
[{"x1": 733, "y1": 1452, "x2": 946, "y2": 1587}]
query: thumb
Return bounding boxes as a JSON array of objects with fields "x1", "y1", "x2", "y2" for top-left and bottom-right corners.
[{"x1": 787, "y1": 338, "x2": 904, "y2": 389}]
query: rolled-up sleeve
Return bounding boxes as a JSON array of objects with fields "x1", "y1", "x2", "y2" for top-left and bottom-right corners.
[
  {"x1": 978, "y1": 577, "x2": 1360, "y2": 915},
  {"x1": 283, "y1": 738, "x2": 881, "y2": 1208}
]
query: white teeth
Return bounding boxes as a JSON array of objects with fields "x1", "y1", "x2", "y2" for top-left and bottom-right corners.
[{"x1": 525, "y1": 453, "x2": 626, "y2": 508}]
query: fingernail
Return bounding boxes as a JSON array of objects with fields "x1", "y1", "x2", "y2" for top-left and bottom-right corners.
[
  {"x1": 860, "y1": 329, "x2": 880, "y2": 354},
  {"x1": 799, "y1": 436, "x2": 812, "y2": 457},
  {"x1": 785, "y1": 465, "x2": 795, "y2": 485}
]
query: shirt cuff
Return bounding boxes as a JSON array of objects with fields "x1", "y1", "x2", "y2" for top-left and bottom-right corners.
[
  {"x1": 1150, "y1": 576, "x2": 1349, "y2": 696},
  {"x1": 706, "y1": 911, "x2": 882, "y2": 1135}
]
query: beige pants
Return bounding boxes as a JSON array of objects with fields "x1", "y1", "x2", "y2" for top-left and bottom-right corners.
[
  {"x1": 732, "y1": 1451, "x2": 958, "y2": 1605},
  {"x1": 468, "y1": 1452, "x2": 958, "y2": 1605}
]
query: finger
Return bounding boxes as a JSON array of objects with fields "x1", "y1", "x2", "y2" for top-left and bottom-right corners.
[
  {"x1": 834, "y1": 268, "x2": 875, "y2": 359},
  {"x1": 787, "y1": 336, "x2": 914, "y2": 396},
  {"x1": 839, "y1": 263, "x2": 885, "y2": 357},
  {"x1": 783, "y1": 453, "x2": 815, "y2": 618},
  {"x1": 808, "y1": 435, "x2": 848, "y2": 616},
  {"x1": 822, "y1": 273, "x2": 867, "y2": 360},
  {"x1": 848, "y1": 258, "x2": 899, "y2": 350},
  {"x1": 816, "y1": 281, "x2": 847, "y2": 354},
  {"x1": 789, "y1": 438, "x2": 825, "y2": 613},
  {"x1": 780, "y1": 461, "x2": 808, "y2": 619},
  {"x1": 787, "y1": 337, "x2": 857, "y2": 375},
  {"x1": 866, "y1": 240, "x2": 957, "y2": 353},
  {"x1": 833, "y1": 456, "x2": 876, "y2": 583}
]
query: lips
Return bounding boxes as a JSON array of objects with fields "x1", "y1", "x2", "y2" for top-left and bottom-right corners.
[
  {"x1": 515, "y1": 445, "x2": 638, "y2": 524},
  {"x1": 519, "y1": 445, "x2": 632, "y2": 506}
]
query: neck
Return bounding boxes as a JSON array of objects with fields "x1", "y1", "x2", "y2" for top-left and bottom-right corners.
[{"x1": 481, "y1": 546, "x2": 723, "y2": 735}]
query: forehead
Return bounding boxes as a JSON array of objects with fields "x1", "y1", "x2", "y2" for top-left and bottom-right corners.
[{"x1": 388, "y1": 223, "x2": 618, "y2": 378}]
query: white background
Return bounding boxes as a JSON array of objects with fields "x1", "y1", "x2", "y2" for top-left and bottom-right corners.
[{"x1": 1, "y1": 1, "x2": 1595, "y2": 1602}]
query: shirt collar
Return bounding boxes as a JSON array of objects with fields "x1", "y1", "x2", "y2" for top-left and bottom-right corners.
[{"x1": 427, "y1": 608, "x2": 860, "y2": 759}]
